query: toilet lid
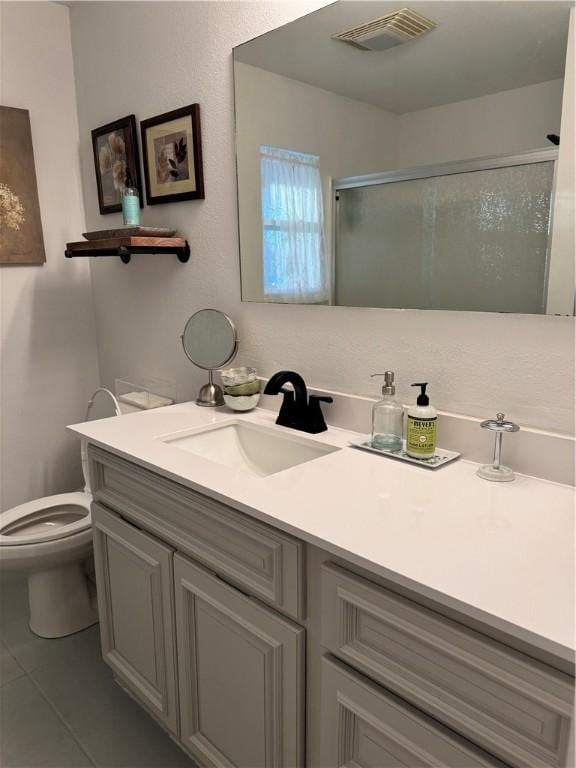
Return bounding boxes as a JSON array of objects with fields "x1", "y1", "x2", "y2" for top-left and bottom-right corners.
[{"x1": 0, "y1": 492, "x2": 92, "y2": 546}]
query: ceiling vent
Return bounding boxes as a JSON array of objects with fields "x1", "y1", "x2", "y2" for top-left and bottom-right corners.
[{"x1": 332, "y1": 8, "x2": 436, "y2": 51}]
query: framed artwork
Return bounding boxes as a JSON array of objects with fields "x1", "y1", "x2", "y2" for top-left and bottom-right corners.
[
  {"x1": 0, "y1": 106, "x2": 46, "y2": 265},
  {"x1": 91, "y1": 114, "x2": 143, "y2": 215},
  {"x1": 140, "y1": 104, "x2": 204, "y2": 205}
]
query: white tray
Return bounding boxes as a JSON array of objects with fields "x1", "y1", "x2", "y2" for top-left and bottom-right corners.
[{"x1": 350, "y1": 438, "x2": 460, "y2": 469}]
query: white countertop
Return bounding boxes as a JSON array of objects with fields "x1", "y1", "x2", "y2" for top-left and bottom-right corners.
[{"x1": 69, "y1": 403, "x2": 575, "y2": 668}]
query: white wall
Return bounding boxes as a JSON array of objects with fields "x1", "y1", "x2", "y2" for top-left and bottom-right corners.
[
  {"x1": 70, "y1": 1, "x2": 574, "y2": 435},
  {"x1": 398, "y1": 79, "x2": 564, "y2": 167},
  {"x1": 235, "y1": 62, "x2": 398, "y2": 301},
  {"x1": 0, "y1": 2, "x2": 100, "y2": 511}
]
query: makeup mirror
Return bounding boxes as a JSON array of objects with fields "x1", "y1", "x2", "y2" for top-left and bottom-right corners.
[{"x1": 181, "y1": 309, "x2": 238, "y2": 406}]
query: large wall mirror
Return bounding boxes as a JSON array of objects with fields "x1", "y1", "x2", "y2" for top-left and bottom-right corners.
[{"x1": 233, "y1": 1, "x2": 574, "y2": 314}]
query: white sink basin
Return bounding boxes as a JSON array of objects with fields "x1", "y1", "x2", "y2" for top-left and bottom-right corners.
[{"x1": 159, "y1": 419, "x2": 340, "y2": 477}]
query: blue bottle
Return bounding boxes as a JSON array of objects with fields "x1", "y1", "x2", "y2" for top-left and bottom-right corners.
[{"x1": 122, "y1": 173, "x2": 140, "y2": 227}]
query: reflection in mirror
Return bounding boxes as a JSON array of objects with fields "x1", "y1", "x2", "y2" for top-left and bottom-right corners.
[
  {"x1": 234, "y1": 1, "x2": 574, "y2": 314},
  {"x1": 336, "y1": 157, "x2": 555, "y2": 313}
]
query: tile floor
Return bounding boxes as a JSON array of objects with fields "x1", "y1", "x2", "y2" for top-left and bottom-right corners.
[{"x1": 0, "y1": 573, "x2": 196, "y2": 768}]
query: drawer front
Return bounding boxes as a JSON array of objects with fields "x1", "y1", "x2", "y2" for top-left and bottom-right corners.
[
  {"x1": 322, "y1": 564, "x2": 574, "y2": 768},
  {"x1": 320, "y1": 656, "x2": 504, "y2": 768},
  {"x1": 321, "y1": 563, "x2": 574, "y2": 768},
  {"x1": 89, "y1": 446, "x2": 304, "y2": 620}
]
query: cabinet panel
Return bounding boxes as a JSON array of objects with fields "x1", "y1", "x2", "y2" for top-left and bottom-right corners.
[
  {"x1": 320, "y1": 656, "x2": 503, "y2": 768},
  {"x1": 174, "y1": 553, "x2": 305, "y2": 768},
  {"x1": 90, "y1": 446, "x2": 304, "y2": 620},
  {"x1": 92, "y1": 503, "x2": 178, "y2": 735},
  {"x1": 321, "y1": 563, "x2": 574, "y2": 768}
]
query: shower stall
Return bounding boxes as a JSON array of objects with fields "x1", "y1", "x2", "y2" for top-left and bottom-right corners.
[{"x1": 334, "y1": 149, "x2": 558, "y2": 314}]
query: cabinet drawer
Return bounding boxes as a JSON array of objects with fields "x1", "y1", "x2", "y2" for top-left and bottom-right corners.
[
  {"x1": 320, "y1": 656, "x2": 504, "y2": 767},
  {"x1": 89, "y1": 446, "x2": 304, "y2": 620},
  {"x1": 321, "y1": 563, "x2": 574, "y2": 768}
]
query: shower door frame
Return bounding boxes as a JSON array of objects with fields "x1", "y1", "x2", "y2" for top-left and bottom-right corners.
[{"x1": 332, "y1": 147, "x2": 559, "y2": 312}]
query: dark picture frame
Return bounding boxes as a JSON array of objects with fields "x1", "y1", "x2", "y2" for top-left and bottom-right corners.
[
  {"x1": 140, "y1": 104, "x2": 204, "y2": 205},
  {"x1": 91, "y1": 114, "x2": 143, "y2": 215}
]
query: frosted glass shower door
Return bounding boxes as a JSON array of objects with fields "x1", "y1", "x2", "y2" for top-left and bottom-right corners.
[{"x1": 335, "y1": 160, "x2": 555, "y2": 313}]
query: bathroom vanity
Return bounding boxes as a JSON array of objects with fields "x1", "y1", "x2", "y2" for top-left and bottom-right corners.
[{"x1": 70, "y1": 403, "x2": 575, "y2": 768}]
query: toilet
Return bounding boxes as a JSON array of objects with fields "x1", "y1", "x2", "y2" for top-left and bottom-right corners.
[{"x1": 0, "y1": 388, "x2": 121, "y2": 639}]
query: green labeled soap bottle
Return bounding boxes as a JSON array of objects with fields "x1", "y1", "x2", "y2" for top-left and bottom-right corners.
[{"x1": 406, "y1": 382, "x2": 437, "y2": 459}]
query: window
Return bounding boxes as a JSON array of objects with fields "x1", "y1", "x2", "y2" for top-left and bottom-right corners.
[{"x1": 260, "y1": 145, "x2": 328, "y2": 302}]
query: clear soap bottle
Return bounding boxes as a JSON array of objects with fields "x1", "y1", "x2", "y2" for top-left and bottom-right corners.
[{"x1": 371, "y1": 372, "x2": 403, "y2": 452}]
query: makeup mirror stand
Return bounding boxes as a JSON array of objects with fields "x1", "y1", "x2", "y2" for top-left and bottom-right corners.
[{"x1": 197, "y1": 369, "x2": 224, "y2": 408}]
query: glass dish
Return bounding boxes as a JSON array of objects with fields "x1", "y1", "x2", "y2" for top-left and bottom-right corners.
[
  {"x1": 220, "y1": 366, "x2": 257, "y2": 386},
  {"x1": 223, "y1": 380, "x2": 261, "y2": 396},
  {"x1": 223, "y1": 392, "x2": 261, "y2": 412}
]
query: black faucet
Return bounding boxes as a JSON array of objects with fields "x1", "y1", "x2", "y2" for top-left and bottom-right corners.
[{"x1": 263, "y1": 371, "x2": 333, "y2": 434}]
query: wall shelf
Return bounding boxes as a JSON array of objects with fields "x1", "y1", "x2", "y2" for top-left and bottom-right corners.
[{"x1": 65, "y1": 236, "x2": 190, "y2": 264}]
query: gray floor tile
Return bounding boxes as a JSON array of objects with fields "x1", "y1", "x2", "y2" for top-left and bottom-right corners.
[
  {"x1": 32, "y1": 646, "x2": 194, "y2": 768},
  {"x1": 0, "y1": 574, "x2": 29, "y2": 627},
  {"x1": 0, "y1": 640, "x2": 25, "y2": 687},
  {"x1": 0, "y1": 575, "x2": 101, "y2": 674},
  {"x1": 0, "y1": 675, "x2": 93, "y2": 767},
  {"x1": 0, "y1": 613, "x2": 102, "y2": 675}
]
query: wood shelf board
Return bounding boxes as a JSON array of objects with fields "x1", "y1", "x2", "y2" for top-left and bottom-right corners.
[{"x1": 67, "y1": 236, "x2": 186, "y2": 251}]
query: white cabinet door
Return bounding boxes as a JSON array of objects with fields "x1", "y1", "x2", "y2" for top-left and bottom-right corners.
[
  {"x1": 320, "y1": 657, "x2": 503, "y2": 768},
  {"x1": 174, "y1": 553, "x2": 305, "y2": 768},
  {"x1": 92, "y1": 503, "x2": 178, "y2": 735}
]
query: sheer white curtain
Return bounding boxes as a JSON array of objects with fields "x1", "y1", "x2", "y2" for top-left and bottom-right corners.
[{"x1": 260, "y1": 145, "x2": 329, "y2": 303}]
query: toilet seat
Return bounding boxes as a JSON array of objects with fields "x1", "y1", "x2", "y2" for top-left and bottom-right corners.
[{"x1": 0, "y1": 492, "x2": 92, "y2": 547}]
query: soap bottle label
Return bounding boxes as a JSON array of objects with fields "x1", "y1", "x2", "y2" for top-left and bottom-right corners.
[{"x1": 406, "y1": 416, "x2": 437, "y2": 456}]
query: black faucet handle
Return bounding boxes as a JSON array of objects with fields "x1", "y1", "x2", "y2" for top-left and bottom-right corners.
[
  {"x1": 309, "y1": 395, "x2": 333, "y2": 405},
  {"x1": 305, "y1": 395, "x2": 333, "y2": 434}
]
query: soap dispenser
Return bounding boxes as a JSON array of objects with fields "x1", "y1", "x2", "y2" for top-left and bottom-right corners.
[
  {"x1": 406, "y1": 382, "x2": 437, "y2": 459},
  {"x1": 371, "y1": 372, "x2": 403, "y2": 452}
]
